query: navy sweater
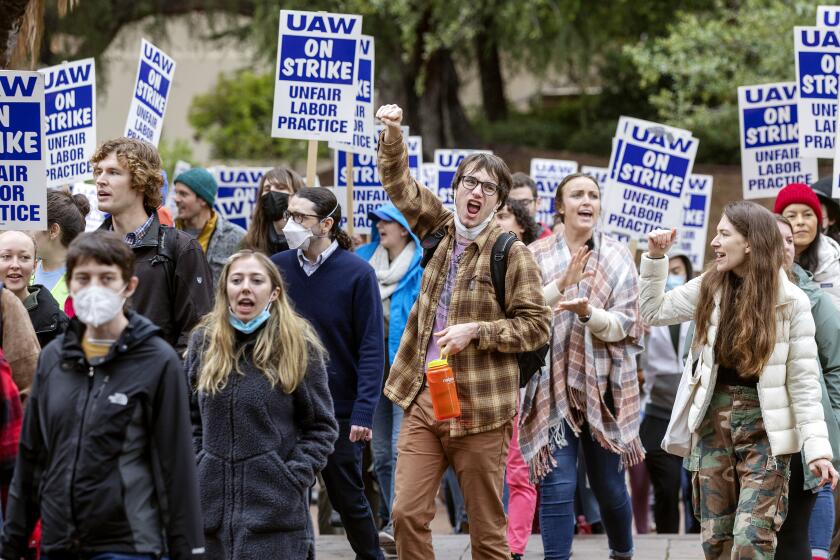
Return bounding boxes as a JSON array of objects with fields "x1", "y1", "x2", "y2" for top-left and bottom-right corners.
[{"x1": 272, "y1": 248, "x2": 384, "y2": 428}]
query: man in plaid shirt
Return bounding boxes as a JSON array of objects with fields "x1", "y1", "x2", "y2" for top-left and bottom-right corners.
[{"x1": 375, "y1": 105, "x2": 551, "y2": 559}]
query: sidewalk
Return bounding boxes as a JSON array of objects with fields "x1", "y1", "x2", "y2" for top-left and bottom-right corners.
[{"x1": 315, "y1": 534, "x2": 705, "y2": 559}]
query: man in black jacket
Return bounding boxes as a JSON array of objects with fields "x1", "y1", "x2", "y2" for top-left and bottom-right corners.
[
  {"x1": 0, "y1": 231, "x2": 205, "y2": 560},
  {"x1": 92, "y1": 138, "x2": 213, "y2": 353}
]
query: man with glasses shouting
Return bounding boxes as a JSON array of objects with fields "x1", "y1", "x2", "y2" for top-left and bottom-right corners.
[{"x1": 375, "y1": 105, "x2": 550, "y2": 559}]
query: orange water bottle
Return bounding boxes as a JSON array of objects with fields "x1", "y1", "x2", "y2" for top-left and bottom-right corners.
[{"x1": 426, "y1": 356, "x2": 461, "y2": 420}]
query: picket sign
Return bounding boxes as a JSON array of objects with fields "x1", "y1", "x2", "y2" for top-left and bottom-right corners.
[
  {"x1": 41, "y1": 58, "x2": 96, "y2": 188},
  {"x1": 793, "y1": 27, "x2": 840, "y2": 158},
  {"x1": 124, "y1": 40, "x2": 176, "y2": 147},
  {"x1": 72, "y1": 181, "x2": 106, "y2": 231},
  {"x1": 272, "y1": 10, "x2": 363, "y2": 143},
  {"x1": 818, "y1": 5, "x2": 840, "y2": 27},
  {"x1": 529, "y1": 158, "x2": 578, "y2": 225},
  {"x1": 602, "y1": 117, "x2": 698, "y2": 241},
  {"x1": 0, "y1": 71, "x2": 48, "y2": 230},
  {"x1": 676, "y1": 174, "x2": 713, "y2": 268},
  {"x1": 333, "y1": 126, "x2": 410, "y2": 234},
  {"x1": 580, "y1": 165, "x2": 609, "y2": 187},
  {"x1": 210, "y1": 166, "x2": 273, "y2": 230},
  {"x1": 737, "y1": 82, "x2": 818, "y2": 200}
]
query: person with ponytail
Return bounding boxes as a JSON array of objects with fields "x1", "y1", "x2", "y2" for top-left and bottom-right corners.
[
  {"x1": 243, "y1": 167, "x2": 305, "y2": 256},
  {"x1": 32, "y1": 190, "x2": 90, "y2": 310},
  {"x1": 271, "y1": 187, "x2": 386, "y2": 560},
  {"x1": 641, "y1": 201, "x2": 837, "y2": 558},
  {"x1": 187, "y1": 250, "x2": 338, "y2": 557}
]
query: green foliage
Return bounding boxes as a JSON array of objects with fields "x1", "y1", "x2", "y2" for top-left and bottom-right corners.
[
  {"x1": 625, "y1": 0, "x2": 816, "y2": 163},
  {"x1": 158, "y1": 138, "x2": 196, "y2": 182},
  {"x1": 187, "y1": 70, "x2": 311, "y2": 163}
]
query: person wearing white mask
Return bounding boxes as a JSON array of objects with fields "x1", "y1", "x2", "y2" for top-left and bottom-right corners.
[
  {"x1": 374, "y1": 104, "x2": 550, "y2": 560},
  {"x1": 271, "y1": 187, "x2": 386, "y2": 560},
  {"x1": 1, "y1": 231, "x2": 204, "y2": 560}
]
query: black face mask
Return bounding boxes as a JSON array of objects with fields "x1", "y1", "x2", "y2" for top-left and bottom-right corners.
[{"x1": 260, "y1": 191, "x2": 289, "y2": 221}]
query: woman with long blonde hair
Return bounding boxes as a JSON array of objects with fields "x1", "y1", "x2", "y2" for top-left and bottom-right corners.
[
  {"x1": 185, "y1": 250, "x2": 338, "y2": 558},
  {"x1": 642, "y1": 201, "x2": 837, "y2": 558}
]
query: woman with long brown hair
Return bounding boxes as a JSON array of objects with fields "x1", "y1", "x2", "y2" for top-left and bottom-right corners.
[
  {"x1": 186, "y1": 250, "x2": 338, "y2": 558},
  {"x1": 641, "y1": 201, "x2": 837, "y2": 558},
  {"x1": 242, "y1": 167, "x2": 305, "y2": 255}
]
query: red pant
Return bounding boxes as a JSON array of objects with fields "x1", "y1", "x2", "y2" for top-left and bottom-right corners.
[{"x1": 506, "y1": 416, "x2": 537, "y2": 554}]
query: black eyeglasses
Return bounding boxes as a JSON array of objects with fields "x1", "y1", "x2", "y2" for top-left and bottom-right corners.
[
  {"x1": 459, "y1": 175, "x2": 499, "y2": 197},
  {"x1": 283, "y1": 210, "x2": 321, "y2": 224}
]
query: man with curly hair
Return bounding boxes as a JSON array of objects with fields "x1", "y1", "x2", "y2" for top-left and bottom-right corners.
[{"x1": 91, "y1": 137, "x2": 213, "y2": 353}]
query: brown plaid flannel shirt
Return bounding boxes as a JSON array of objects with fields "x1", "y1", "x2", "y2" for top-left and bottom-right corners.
[{"x1": 378, "y1": 133, "x2": 551, "y2": 436}]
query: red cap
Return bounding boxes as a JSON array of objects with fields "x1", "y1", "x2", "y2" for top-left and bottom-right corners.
[{"x1": 774, "y1": 182, "x2": 823, "y2": 224}]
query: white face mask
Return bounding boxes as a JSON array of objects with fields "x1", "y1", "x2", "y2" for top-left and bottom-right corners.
[
  {"x1": 454, "y1": 207, "x2": 497, "y2": 240},
  {"x1": 73, "y1": 285, "x2": 127, "y2": 327},
  {"x1": 283, "y1": 220, "x2": 314, "y2": 251}
]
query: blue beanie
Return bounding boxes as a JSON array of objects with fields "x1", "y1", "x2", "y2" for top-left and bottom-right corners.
[{"x1": 174, "y1": 167, "x2": 218, "y2": 206}]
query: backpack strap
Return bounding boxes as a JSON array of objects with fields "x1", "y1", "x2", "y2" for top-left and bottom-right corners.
[
  {"x1": 420, "y1": 228, "x2": 447, "y2": 268},
  {"x1": 491, "y1": 232, "x2": 518, "y2": 313},
  {"x1": 152, "y1": 226, "x2": 179, "y2": 301}
]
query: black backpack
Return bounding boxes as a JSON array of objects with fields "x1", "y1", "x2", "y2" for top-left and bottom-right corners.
[{"x1": 421, "y1": 230, "x2": 549, "y2": 387}]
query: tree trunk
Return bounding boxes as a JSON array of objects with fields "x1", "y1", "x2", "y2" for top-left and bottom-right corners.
[
  {"x1": 474, "y1": 28, "x2": 508, "y2": 122},
  {"x1": 417, "y1": 48, "x2": 478, "y2": 154},
  {"x1": 0, "y1": 0, "x2": 31, "y2": 68}
]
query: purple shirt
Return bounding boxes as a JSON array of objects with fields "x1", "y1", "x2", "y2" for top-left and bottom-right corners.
[{"x1": 424, "y1": 238, "x2": 470, "y2": 367}]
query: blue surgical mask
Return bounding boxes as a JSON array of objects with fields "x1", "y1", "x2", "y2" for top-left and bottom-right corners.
[
  {"x1": 665, "y1": 274, "x2": 686, "y2": 292},
  {"x1": 229, "y1": 302, "x2": 272, "y2": 334}
]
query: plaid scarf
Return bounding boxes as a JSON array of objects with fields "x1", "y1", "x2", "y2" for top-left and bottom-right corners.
[{"x1": 519, "y1": 232, "x2": 644, "y2": 482}]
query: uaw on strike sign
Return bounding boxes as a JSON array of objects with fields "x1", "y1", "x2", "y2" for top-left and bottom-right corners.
[
  {"x1": 738, "y1": 82, "x2": 817, "y2": 200},
  {"x1": 41, "y1": 58, "x2": 96, "y2": 188},
  {"x1": 125, "y1": 40, "x2": 176, "y2": 147},
  {"x1": 0, "y1": 71, "x2": 47, "y2": 230},
  {"x1": 794, "y1": 27, "x2": 840, "y2": 158},
  {"x1": 272, "y1": 10, "x2": 362, "y2": 143},
  {"x1": 603, "y1": 117, "x2": 698, "y2": 240}
]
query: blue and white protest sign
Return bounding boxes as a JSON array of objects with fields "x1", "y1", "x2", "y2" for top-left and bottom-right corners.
[
  {"x1": 272, "y1": 10, "x2": 362, "y2": 142},
  {"x1": 794, "y1": 27, "x2": 840, "y2": 158},
  {"x1": 407, "y1": 135, "x2": 423, "y2": 181},
  {"x1": 328, "y1": 35, "x2": 374, "y2": 155},
  {"x1": 0, "y1": 71, "x2": 47, "y2": 230},
  {"x1": 211, "y1": 167, "x2": 272, "y2": 229},
  {"x1": 421, "y1": 163, "x2": 437, "y2": 190},
  {"x1": 333, "y1": 126, "x2": 417, "y2": 233},
  {"x1": 434, "y1": 149, "x2": 493, "y2": 206},
  {"x1": 675, "y1": 174, "x2": 713, "y2": 269},
  {"x1": 529, "y1": 158, "x2": 578, "y2": 225},
  {"x1": 603, "y1": 117, "x2": 698, "y2": 239},
  {"x1": 738, "y1": 82, "x2": 818, "y2": 200},
  {"x1": 580, "y1": 165, "x2": 609, "y2": 187},
  {"x1": 124, "y1": 39, "x2": 176, "y2": 147},
  {"x1": 41, "y1": 58, "x2": 95, "y2": 188},
  {"x1": 72, "y1": 181, "x2": 107, "y2": 231},
  {"x1": 818, "y1": 6, "x2": 840, "y2": 27}
]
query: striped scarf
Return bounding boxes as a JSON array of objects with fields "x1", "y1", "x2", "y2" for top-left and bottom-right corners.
[{"x1": 519, "y1": 232, "x2": 644, "y2": 482}]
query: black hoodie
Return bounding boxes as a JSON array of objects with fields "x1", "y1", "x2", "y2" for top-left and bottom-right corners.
[{"x1": 0, "y1": 312, "x2": 205, "y2": 559}]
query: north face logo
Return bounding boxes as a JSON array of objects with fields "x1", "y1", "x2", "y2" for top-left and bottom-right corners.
[{"x1": 108, "y1": 393, "x2": 128, "y2": 406}]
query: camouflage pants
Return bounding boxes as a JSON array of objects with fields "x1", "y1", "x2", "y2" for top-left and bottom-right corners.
[{"x1": 687, "y1": 385, "x2": 791, "y2": 560}]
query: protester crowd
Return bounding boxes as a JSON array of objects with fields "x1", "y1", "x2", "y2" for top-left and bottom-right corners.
[{"x1": 0, "y1": 102, "x2": 838, "y2": 560}]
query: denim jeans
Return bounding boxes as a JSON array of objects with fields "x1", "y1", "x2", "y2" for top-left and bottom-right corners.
[
  {"x1": 539, "y1": 421, "x2": 633, "y2": 560},
  {"x1": 372, "y1": 396, "x2": 404, "y2": 526},
  {"x1": 811, "y1": 483, "x2": 835, "y2": 557}
]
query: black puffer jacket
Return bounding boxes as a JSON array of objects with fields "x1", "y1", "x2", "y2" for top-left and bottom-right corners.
[
  {"x1": 23, "y1": 284, "x2": 69, "y2": 349},
  {"x1": 99, "y1": 214, "x2": 214, "y2": 354},
  {"x1": 0, "y1": 312, "x2": 205, "y2": 560}
]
